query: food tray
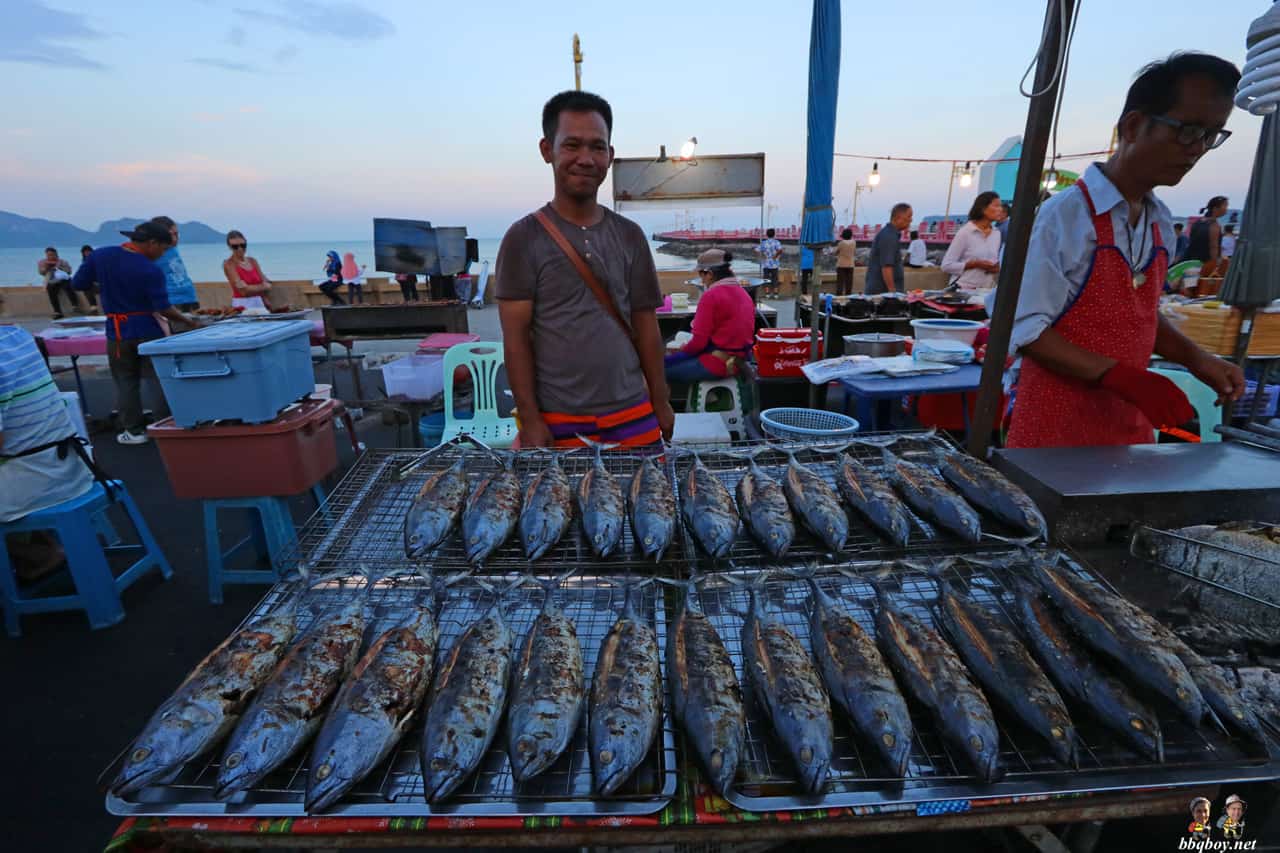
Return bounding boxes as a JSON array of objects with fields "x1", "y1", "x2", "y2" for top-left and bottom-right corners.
[
  {"x1": 670, "y1": 432, "x2": 1035, "y2": 570},
  {"x1": 688, "y1": 552, "x2": 1279, "y2": 813},
  {"x1": 106, "y1": 571, "x2": 676, "y2": 817},
  {"x1": 289, "y1": 446, "x2": 690, "y2": 577}
]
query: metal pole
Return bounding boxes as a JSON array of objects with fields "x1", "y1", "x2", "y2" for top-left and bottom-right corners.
[
  {"x1": 944, "y1": 162, "x2": 956, "y2": 221},
  {"x1": 573, "y1": 34, "x2": 583, "y2": 90},
  {"x1": 967, "y1": 0, "x2": 1076, "y2": 458}
]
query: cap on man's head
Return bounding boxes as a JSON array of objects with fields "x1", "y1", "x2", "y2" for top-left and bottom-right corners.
[
  {"x1": 120, "y1": 221, "x2": 174, "y2": 245},
  {"x1": 696, "y1": 248, "x2": 730, "y2": 270},
  {"x1": 1225, "y1": 795, "x2": 1246, "y2": 809}
]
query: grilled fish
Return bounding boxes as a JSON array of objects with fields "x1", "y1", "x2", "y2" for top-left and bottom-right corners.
[
  {"x1": 590, "y1": 580, "x2": 662, "y2": 795},
  {"x1": 875, "y1": 588, "x2": 1002, "y2": 782},
  {"x1": 519, "y1": 453, "x2": 574, "y2": 561},
  {"x1": 1133, "y1": 523, "x2": 1280, "y2": 630},
  {"x1": 1011, "y1": 579, "x2": 1163, "y2": 762},
  {"x1": 740, "y1": 574, "x2": 833, "y2": 793},
  {"x1": 935, "y1": 580, "x2": 1076, "y2": 767},
  {"x1": 1032, "y1": 558, "x2": 1206, "y2": 726},
  {"x1": 934, "y1": 452, "x2": 1046, "y2": 538},
  {"x1": 679, "y1": 451, "x2": 739, "y2": 559},
  {"x1": 507, "y1": 575, "x2": 586, "y2": 782},
  {"x1": 404, "y1": 455, "x2": 469, "y2": 559},
  {"x1": 804, "y1": 570, "x2": 912, "y2": 776},
  {"x1": 578, "y1": 437, "x2": 626, "y2": 558},
  {"x1": 666, "y1": 576, "x2": 745, "y2": 795},
  {"x1": 306, "y1": 586, "x2": 440, "y2": 812},
  {"x1": 111, "y1": 600, "x2": 301, "y2": 796},
  {"x1": 215, "y1": 597, "x2": 366, "y2": 799},
  {"x1": 882, "y1": 449, "x2": 981, "y2": 543},
  {"x1": 629, "y1": 454, "x2": 677, "y2": 561},
  {"x1": 461, "y1": 454, "x2": 522, "y2": 565},
  {"x1": 782, "y1": 452, "x2": 848, "y2": 553},
  {"x1": 736, "y1": 453, "x2": 795, "y2": 558},
  {"x1": 835, "y1": 452, "x2": 912, "y2": 547},
  {"x1": 1113, "y1": 594, "x2": 1268, "y2": 748},
  {"x1": 419, "y1": 587, "x2": 515, "y2": 802}
]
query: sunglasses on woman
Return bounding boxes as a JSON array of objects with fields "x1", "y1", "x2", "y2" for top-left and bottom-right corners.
[{"x1": 229, "y1": 242, "x2": 247, "y2": 250}]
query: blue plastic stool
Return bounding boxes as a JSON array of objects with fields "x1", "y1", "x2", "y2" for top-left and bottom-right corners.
[
  {"x1": 0, "y1": 481, "x2": 172, "y2": 637},
  {"x1": 203, "y1": 484, "x2": 326, "y2": 604}
]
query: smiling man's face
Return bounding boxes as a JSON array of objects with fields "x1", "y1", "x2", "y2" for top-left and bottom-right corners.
[{"x1": 541, "y1": 109, "x2": 614, "y2": 202}]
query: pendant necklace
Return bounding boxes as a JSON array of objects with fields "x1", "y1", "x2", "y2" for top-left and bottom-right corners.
[{"x1": 1126, "y1": 201, "x2": 1150, "y2": 288}]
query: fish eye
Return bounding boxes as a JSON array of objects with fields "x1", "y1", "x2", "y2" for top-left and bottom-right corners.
[
  {"x1": 598, "y1": 749, "x2": 613, "y2": 765},
  {"x1": 799, "y1": 746, "x2": 814, "y2": 764},
  {"x1": 315, "y1": 763, "x2": 332, "y2": 780},
  {"x1": 225, "y1": 752, "x2": 243, "y2": 768},
  {"x1": 969, "y1": 736, "x2": 984, "y2": 752},
  {"x1": 131, "y1": 747, "x2": 151, "y2": 763}
]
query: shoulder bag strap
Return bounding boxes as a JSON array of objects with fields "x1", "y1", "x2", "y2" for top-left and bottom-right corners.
[{"x1": 533, "y1": 209, "x2": 635, "y2": 341}]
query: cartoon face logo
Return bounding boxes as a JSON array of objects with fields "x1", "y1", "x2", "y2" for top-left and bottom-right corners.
[
  {"x1": 1218, "y1": 794, "x2": 1247, "y2": 840},
  {"x1": 1187, "y1": 796, "x2": 1212, "y2": 838}
]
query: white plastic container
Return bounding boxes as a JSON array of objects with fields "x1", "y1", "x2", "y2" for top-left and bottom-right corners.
[
  {"x1": 909, "y1": 318, "x2": 984, "y2": 347},
  {"x1": 311, "y1": 383, "x2": 333, "y2": 400},
  {"x1": 382, "y1": 354, "x2": 445, "y2": 401},
  {"x1": 913, "y1": 339, "x2": 975, "y2": 364}
]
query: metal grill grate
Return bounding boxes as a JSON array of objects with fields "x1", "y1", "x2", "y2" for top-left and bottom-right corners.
[
  {"x1": 669, "y1": 432, "x2": 1033, "y2": 570},
  {"x1": 285, "y1": 445, "x2": 688, "y2": 577},
  {"x1": 683, "y1": 551, "x2": 1278, "y2": 813},
  {"x1": 106, "y1": 572, "x2": 677, "y2": 817}
]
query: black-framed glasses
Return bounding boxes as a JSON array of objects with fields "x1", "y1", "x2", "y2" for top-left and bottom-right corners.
[
  {"x1": 229, "y1": 242, "x2": 247, "y2": 250},
  {"x1": 1147, "y1": 114, "x2": 1231, "y2": 149}
]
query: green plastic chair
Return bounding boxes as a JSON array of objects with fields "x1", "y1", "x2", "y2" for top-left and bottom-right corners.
[
  {"x1": 441, "y1": 342, "x2": 518, "y2": 448},
  {"x1": 1166, "y1": 259, "x2": 1202, "y2": 289},
  {"x1": 1149, "y1": 366, "x2": 1221, "y2": 443}
]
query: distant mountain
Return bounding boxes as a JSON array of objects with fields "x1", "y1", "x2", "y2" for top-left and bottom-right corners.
[{"x1": 0, "y1": 210, "x2": 225, "y2": 249}]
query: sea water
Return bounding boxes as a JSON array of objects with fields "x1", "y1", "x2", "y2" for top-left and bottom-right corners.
[{"x1": 1, "y1": 238, "x2": 757, "y2": 287}]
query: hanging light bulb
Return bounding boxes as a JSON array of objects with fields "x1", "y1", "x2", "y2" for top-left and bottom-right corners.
[
  {"x1": 1043, "y1": 169, "x2": 1059, "y2": 190},
  {"x1": 959, "y1": 161, "x2": 973, "y2": 188},
  {"x1": 868, "y1": 162, "x2": 881, "y2": 186},
  {"x1": 679, "y1": 136, "x2": 698, "y2": 159},
  {"x1": 1237, "y1": 2, "x2": 1280, "y2": 115}
]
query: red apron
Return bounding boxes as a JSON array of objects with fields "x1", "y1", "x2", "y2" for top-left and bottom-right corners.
[{"x1": 1006, "y1": 179, "x2": 1168, "y2": 448}]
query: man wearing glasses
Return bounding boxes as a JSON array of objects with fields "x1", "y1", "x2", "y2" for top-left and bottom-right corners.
[{"x1": 1004, "y1": 52, "x2": 1246, "y2": 449}]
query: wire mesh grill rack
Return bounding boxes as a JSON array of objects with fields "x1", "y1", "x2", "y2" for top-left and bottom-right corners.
[
  {"x1": 683, "y1": 550, "x2": 1280, "y2": 813},
  {"x1": 669, "y1": 432, "x2": 1035, "y2": 570},
  {"x1": 284, "y1": 445, "x2": 690, "y2": 578},
  {"x1": 1131, "y1": 523, "x2": 1280, "y2": 640},
  {"x1": 106, "y1": 571, "x2": 677, "y2": 817}
]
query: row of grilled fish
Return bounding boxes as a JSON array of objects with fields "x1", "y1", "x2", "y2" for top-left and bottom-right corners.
[
  {"x1": 679, "y1": 445, "x2": 1045, "y2": 560},
  {"x1": 671, "y1": 557, "x2": 1271, "y2": 795},
  {"x1": 404, "y1": 443, "x2": 677, "y2": 565},
  {"x1": 112, "y1": 575, "x2": 664, "y2": 811}
]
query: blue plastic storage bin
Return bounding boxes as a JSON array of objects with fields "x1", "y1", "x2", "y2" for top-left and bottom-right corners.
[{"x1": 139, "y1": 320, "x2": 315, "y2": 427}]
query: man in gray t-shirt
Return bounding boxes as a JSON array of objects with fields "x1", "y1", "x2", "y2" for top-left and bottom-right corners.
[
  {"x1": 865, "y1": 203, "x2": 913, "y2": 295},
  {"x1": 497, "y1": 90, "x2": 673, "y2": 448}
]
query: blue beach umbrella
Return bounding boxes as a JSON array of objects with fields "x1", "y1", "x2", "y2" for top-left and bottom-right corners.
[
  {"x1": 1220, "y1": 113, "x2": 1280, "y2": 307},
  {"x1": 799, "y1": 0, "x2": 841, "y2": 249}
]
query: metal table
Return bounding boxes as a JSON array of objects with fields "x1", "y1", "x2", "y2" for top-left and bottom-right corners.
[
  {"x1": 838, "y1": 364, "x2": 983, "y2": 433},
  {"x1": 992, "y1": 441, "x2": 1280, "y2": 542}
]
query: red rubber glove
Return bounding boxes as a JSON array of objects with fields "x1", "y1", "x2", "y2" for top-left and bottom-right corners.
[{"x1": 1099, "y1": 363, "x2": 1195, "y2": 428}]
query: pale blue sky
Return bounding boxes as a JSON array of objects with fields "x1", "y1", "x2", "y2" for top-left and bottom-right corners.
[{"x1": 2, "y1": 0, "x2": 1266, "y2": 240}]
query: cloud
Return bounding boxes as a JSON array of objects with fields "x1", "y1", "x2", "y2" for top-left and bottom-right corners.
[
  {"x1": 274, "y1": 43, "x2": 298, "y2": 63},
  {"x1": 189, "y1": 57, "x2": 267, "y2": 73},
  {"x1": 235, "y1": 1, "x2": 394, "y2": 40},
  {"x1": 1, "y1": 1, "x2": 108, "y2": 70},
  {"x1": 100, "y1": 155, "x2": 262, "y2": 187},
  {"x1": 239, "y1": 104, "x2": 264, "y2": 114},
  {"x1": 226, "y1": 25, "x2": 247, "y2": 46}
]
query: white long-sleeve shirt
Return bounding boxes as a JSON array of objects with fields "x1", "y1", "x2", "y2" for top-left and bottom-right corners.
[{"x1": 940, "y1": 221, "x2": 1001, "y2": 290}]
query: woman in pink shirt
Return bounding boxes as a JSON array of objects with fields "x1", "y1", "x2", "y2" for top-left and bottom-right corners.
[{"x1": 664, "y1": 249, "x2": 756, "y2": 384}]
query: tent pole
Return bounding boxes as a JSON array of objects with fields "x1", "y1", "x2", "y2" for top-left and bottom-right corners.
[{"x1": 966, "y1": 0, "x2": 1077, "y2": 458}]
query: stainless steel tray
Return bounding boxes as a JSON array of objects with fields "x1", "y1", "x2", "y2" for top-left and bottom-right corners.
[
  {"x1": 686, "y1": 551, "x2": 1280, "y2": 813},
  {"x1": 105, "y1": 572, "x2": 676, "y2": 817}
]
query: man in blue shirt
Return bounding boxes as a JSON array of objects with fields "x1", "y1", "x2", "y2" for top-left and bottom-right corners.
[
  {"x1": 756, "y1": 228, "x2": 782, "y2": 298},
  {"x1": 150, "y1": 216, "x2": 200, "y2": 329},
  {"x1": 865, "y1": 203, "x2": 912, "y2": 295},
  {"x1": 73, "y1": 222, "x2": 189, "y2": 445},
  {"x1": 799, "y1": 244, "x2": 815, "y2": 295}
]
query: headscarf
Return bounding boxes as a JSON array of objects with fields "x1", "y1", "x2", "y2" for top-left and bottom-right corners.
[{"x1": 341, "y1": 252, "x2": 359, "y2": 280}]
